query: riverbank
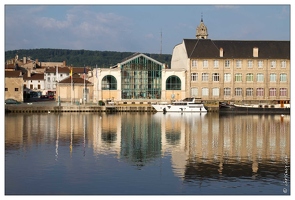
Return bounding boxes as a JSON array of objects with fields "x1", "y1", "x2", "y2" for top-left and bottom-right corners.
[{"x1": 5, "y1": 101, "x2": 219, "y2": 113}]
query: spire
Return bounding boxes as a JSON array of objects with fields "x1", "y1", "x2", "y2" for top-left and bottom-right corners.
[{"x1": 196, "y1": 13, "x2": 208, "y2": 39}]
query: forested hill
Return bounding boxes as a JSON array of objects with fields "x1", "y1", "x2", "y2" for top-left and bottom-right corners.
[{"x1": 5, "y1": 49, "x2": 172, "y2": 68}]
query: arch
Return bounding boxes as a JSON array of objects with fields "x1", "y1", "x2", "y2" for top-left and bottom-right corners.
[
  {"x1": 102, "y1": 75, "x2": 117, "y2": 90},
  {"x1": 166, "y1": 75, "x2": 181, "y2": 90}
]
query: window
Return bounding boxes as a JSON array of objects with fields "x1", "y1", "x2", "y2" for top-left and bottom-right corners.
[
  {"x1": 281, "y1": 60, "x2": 286, "y2": 68},
  {"x1": 225, "y1": 60, "x2": 230, "y2": 68},
  {"x1": 191, "y1": 87, "x2": 198, "y2": 97},
  {"x1": 191, "y1": 73, "x2": 198, "y2": 82},
  {"x1": 102, "y1": 75, "x2": 117, "y2": 90},
  {"x1": 212, "y1": 73, "x2": 220, "y2": 82},
  {"x1": 224, "y1": 88, "x2": 231, "y2": 96},
  {"x1": 192, "y1": 60, "x2": 197, "y2": 68},
  {"x1": 246, "y1": 88, "x2": 253, "y2": 96},
  {"x1": 212, "y1": 88, "x2": 219, "y2": 96},
  {"x1": 224, "y1": 73, "x2": 231, "y2": 82},
  {"x1": 214, "y1": 60, "x2": 219, "y2": 68},
  {"x1": 5, "y1": 88, "x2": 8, "y2": 91},
  {"x1": 202, "y1": 88, "x2": 209, "y2": 96},
  {"x1": 269, "y1": 88, "x2": 276, "y2": 97},
  {"x1": 236, "y1": 60, "x2": 242, "y2": 68},
  {"x1": 202, "y1": 73, "x2": 209, "y2": 81},
  {"x1": 235, "y1": 88, "x2": 242, "y2": 96},
  {"x1": 30, "y1": 85, "x2": 33, "y2": 89},
  {"x1": 271, "y1": 60, "x2": 276, "y2": 68},
  {"x1": 47, "y1": 84, "x2": 50, "y2": 89},
  {"x1": 246, "y1": 73, "x2": 254, "y2": 82},
  {"x1": 280, "y1": 73, "x2": 287, "y2": 82},
  {"x1": 47, "y1": 77, "x2": 50, "y2": 81},
  {"x1": 280, "y1": 88, "x2": 287, "y2": 96},
  {"x1": 257, "y1": 73, "x2": 264, "y2": 82},
  {"x1": 166, "y1": 76, "x2": 181, "y2": 90},
  {"x1": 235, "y1": 73, "x2": 242, "y2": 82},
  {"x1": 203, "y1": 60, "x2": 208, "y2": 68},
  {"x1": 270, "y1": 73, "x2": 277, "y2": 82},
  {"x1": 256, "y1": 88, "x2": 264, "y2": 97},
  {"x1": 258, "y1": 60, "x2": 264, "y2": 68},
  {"x1": 248, "y1": 60, "x2": 253, "y2": 68},
  {"x1": 38, "y1": 85, "x2": 41, "y2": 89}
]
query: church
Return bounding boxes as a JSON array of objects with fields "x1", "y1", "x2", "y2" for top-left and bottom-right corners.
[{"x1": 89, "y1": 17, "x2": 290, "y2": 105}]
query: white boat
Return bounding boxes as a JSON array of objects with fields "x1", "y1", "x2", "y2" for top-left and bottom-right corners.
[{"x1": 152, "y1": 98, "x2": 207, "y2": 112}]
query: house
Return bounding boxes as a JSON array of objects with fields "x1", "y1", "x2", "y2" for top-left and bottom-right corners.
[
  {"x1": 23, "y1": 70, "x2": 45, "y2": 98},
  {"x1": 5, "y1": 70, "x2": 24, "y2": 102},
  {"x1": 57, "y1": 74, "x2": 93, "y2": 103}
]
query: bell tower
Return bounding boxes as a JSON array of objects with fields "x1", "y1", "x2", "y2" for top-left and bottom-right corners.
[{"x1": 196, "y1": 13, "x2": 208, "y2": 39}]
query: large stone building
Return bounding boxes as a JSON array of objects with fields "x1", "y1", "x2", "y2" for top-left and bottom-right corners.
[{"x1": 171, "y1": 18, "x2": 290, "y2": 104}]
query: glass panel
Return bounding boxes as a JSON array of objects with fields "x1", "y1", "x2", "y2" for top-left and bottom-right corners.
[{"x1": 121, "y1": 55, "x2": 162, "y2": 99}]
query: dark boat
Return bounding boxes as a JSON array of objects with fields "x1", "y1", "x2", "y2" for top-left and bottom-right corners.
[{"x1": 219, "y1": 102, "x2": 290, "y2": 114}]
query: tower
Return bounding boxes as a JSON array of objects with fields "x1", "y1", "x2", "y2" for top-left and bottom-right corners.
[{"x1": 196, "y1": 14, "x2": 208, "y2": 39}]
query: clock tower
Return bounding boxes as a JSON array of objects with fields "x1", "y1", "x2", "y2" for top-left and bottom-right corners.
[{"x1": 196, "y1": 14, "x2": 208, "y2": 39}]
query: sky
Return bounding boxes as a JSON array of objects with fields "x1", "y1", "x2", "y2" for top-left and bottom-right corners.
[{"x1": 3, "y1": 2, "x2": 291, "y2": 55}]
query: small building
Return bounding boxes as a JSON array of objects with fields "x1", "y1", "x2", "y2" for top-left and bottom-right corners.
[
  {"x1": 57, "y1": 74, "x2": 94, "y2": 104},
  {"x1": 5, "y1": 70, "x2": 24, "y2": 102}
]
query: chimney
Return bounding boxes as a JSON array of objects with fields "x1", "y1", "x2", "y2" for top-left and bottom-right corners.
[
  {"x1": 27, "y1": 69, "x2": 31, "y2": 77},
  {"x1": 63, "y1": 61, "x2": 66, "y2": 66},
  {"x1": 220, "y1": 48, "x2": 223, "y2": 57},
  {"x1": 253, "y1": 47, "x2": 259, "y2": 57},
  {"x1": 23, "y1": 57, "x2": 26, "y2": 64}
]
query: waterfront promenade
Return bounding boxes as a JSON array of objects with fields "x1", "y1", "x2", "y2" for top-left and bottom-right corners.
[{"x1": 5, "y1": 101, "x2": 219, "y2": 113}]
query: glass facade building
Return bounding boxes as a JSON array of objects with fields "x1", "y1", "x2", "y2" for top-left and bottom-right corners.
[{"x1": 121, "y1": 55, "x2": 162, "y2": 99}]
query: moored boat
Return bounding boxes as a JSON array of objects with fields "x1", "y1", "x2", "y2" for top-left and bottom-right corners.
[
  {"x1": 152, "y1": 98, "x2": 207, "y2": 112},
  {"x1": 219, "y1": 102, "x2": 290, "y2": 114}
]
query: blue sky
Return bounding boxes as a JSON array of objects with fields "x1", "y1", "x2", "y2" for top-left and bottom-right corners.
[{"x1": 4, "y1": 2, "x2": 291, "y2": 55}]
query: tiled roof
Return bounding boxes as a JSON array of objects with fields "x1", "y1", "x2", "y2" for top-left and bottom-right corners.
[
  {"x1": 23, "y1": 73, "x2": 44, "y2": 80},
  {"x1": 45, "y1": 66, "x2": 70, "y2": 73},
  {"x1": 72, "y1": 67, "x2": 90, "y2": 74},
  {"x1": 5, "y1": 70, "x2": 23, "y2": 77},
  {"x1": 183, "y1": 39, "x2": 290, "y2": 59},
  {"x1": 58, "y1": 74, "x2": 93, "y2": 84}
]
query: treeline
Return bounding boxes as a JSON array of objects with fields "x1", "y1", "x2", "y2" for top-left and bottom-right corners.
[{"x1": 5, "y1": 49, "x2": 172, "y2": 68}]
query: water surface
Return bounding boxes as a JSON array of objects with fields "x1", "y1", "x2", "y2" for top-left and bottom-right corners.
[{"x1": 5, "y1": 112, "x2": 290, "y2": 195}]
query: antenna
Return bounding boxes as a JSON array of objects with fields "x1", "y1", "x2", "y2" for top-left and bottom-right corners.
[
  {"x1": 160, "y1": 28, "x2": 162, "y2": 55},
  {"x1": 201, "y1": 12, "x2": 203, "y2": 22}
]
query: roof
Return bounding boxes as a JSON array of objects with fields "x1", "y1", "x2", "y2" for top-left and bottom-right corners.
[
  {"x1": 183, "y1": 39, "x2": 290, "y2": 59},
  {"x1": 119, "y1": 53, "x2": 164, "y2": 66},
  {"x1": 23, "y1": 73, "x2": 44, "y2": 80},
  {"x1": 58, "y1": 74, "x2": 93, "y2": 84},
  {"x1": 5, "y1": 70, "x2": 23, "y2": 78},
  {"x1": 45, "y1": 66, "x2": 70, "y2": 73}
]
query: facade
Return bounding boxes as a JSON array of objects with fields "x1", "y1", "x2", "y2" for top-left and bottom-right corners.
[
  {"x1": 90, "y1": 53, "x2": 186, "y2": 103},
  {"x1": 57, "y1": 74, "x2": 94, "y2": 103},
  {"x1": 171, "y1": 19, "x2": 290, "y2": 104},
  {"x1": 5, "y1": 71, "x2": 24, "y2": 101}
]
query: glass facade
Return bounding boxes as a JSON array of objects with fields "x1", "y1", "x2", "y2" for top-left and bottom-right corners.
[{"x1": 121, "y1": 55, "x2": 162, "y2": 99}]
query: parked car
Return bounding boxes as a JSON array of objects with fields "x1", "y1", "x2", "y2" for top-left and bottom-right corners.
[{"x1": 5, "y1": 98, "x2": 21, "y2": 104}]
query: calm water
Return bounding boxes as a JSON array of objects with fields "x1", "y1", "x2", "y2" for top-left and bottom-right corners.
[{"x1": 5, "y1": 112, "x2": 290, "y2": 195}]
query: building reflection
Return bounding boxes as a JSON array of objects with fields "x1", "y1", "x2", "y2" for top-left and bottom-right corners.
[{"x1": 5, "y1": 112, "x2": 290, "y2": 178}]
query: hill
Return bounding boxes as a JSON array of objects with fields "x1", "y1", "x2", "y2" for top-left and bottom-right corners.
[{"x1": 5, "y1": 49, "x2": 172, "y2": 68}]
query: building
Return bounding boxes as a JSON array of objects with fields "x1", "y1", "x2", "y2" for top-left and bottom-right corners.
[
  {"x1": 171, "y1": 18, "x2": 290, "y2": 104},
  {"x1": 90, "y1": 53, "x2": 186, "y2": 103},
  {"x1": 57, "y1": 74, "x2": 93, "y2": 103},
  {"x1": 5, "y1": 70, "x2": 24, "y2": 101}
]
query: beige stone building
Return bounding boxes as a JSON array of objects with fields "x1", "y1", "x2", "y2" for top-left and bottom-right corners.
[
  {"x1": 57, "y1": 74, "x2": 94, "y2": 104},
  {"x1": 5, "y1": 71, "x2": 24, "y2": 101},
  {"x1": 171, "y1": 18, "x2": 290, "y2": 104}
]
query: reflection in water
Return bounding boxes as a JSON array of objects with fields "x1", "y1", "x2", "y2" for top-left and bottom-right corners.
[{"x1": 5, "y1": 112, "x2": 290, "y2": 194}]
